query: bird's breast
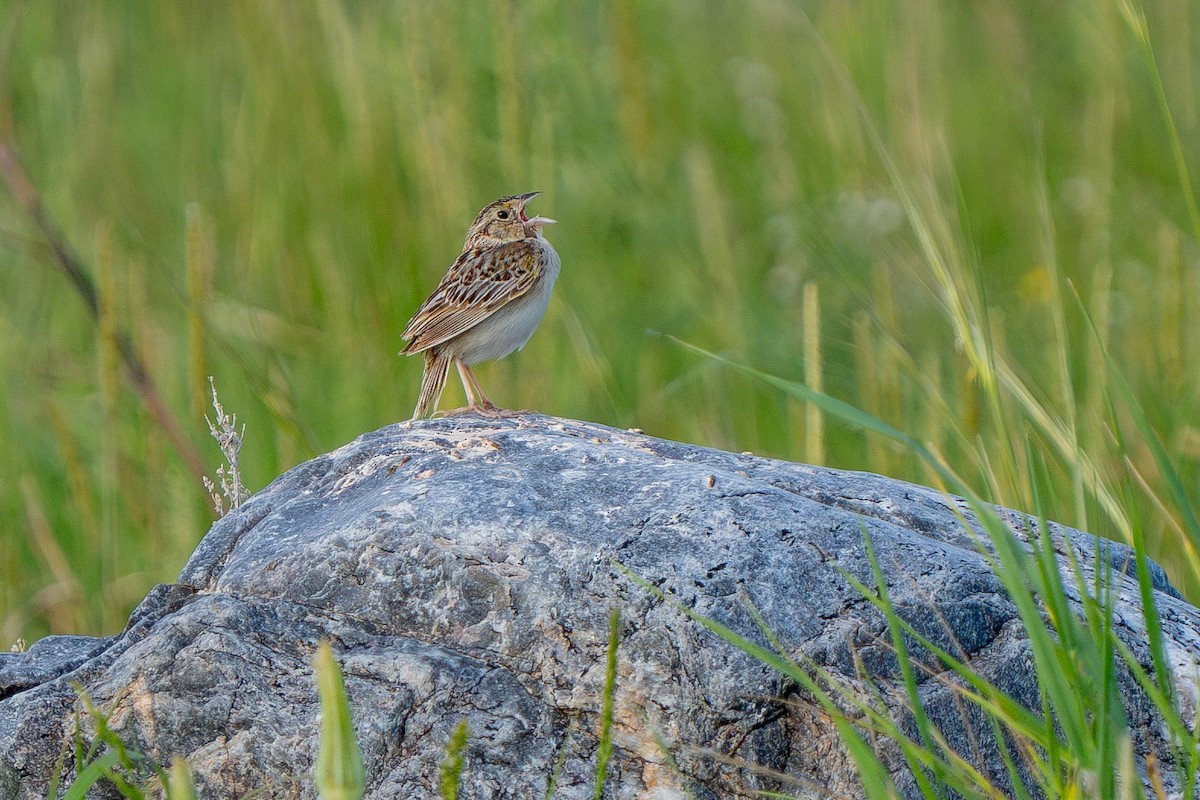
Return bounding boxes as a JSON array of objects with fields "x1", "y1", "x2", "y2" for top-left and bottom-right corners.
[{"x1": 447, "y1": 239, "x2": 559, "y2": 365}]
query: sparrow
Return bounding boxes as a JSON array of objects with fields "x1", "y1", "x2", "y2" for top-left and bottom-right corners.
[{"x1": 401, "y1": 192, "x2": 560, "y2": 419}]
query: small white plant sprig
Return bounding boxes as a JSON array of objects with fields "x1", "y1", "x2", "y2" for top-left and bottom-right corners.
[{"x1": 203, "y1": 376, "x2": 249, "y2": 517}]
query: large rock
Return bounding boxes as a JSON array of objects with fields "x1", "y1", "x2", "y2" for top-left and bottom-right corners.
[{"x1": 0, "y1": 415, "x2": 1196, "y2": 798}]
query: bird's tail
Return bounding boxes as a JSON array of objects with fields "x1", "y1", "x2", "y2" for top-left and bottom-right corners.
[{"x1": 411, "y1": 351, "x2": 450, "y2": 420}]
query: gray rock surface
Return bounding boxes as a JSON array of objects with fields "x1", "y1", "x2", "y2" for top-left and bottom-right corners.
[{"x1": 0, "y1": 414, "x2": 1197, "y2": 798}]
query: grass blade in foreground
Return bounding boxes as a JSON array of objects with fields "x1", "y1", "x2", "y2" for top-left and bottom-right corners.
[
  {"x1": 60, "y1": 751, "x2": 125, "y2": 800},
  {"x1": 1072, "y1": 285, "x2": 1200, "y2": 582},
  {"x1": 313, "y1": 640, "x2": 365, "y2": 800},
  {"x1": 664, "y1": 338, "x2": 1199, "y2": 795},
  {"x1": 165, "y1": 758, "x2": 197, "y2": 800},
  {"x1": 664, "y1": 336, "x2": 955, "y2": 487},
  {"x1": 619, "y1": 564, "x2": 914, "y2": 800},
  {"x1": 439, "y1": 720, "x2": 471, "y2": 800},
  {"x1": 594, "y1": 610, "x2": 620, "y2": 800}
]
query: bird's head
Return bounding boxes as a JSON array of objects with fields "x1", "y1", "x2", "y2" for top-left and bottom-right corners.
[{"x1": 464, "y1": 192, "x2": 555, "y2": 248}]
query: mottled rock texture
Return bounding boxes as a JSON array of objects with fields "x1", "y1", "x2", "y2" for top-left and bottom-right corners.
[{"x1": 1, "y1": 415, "x2": 1197, "y2": 798}]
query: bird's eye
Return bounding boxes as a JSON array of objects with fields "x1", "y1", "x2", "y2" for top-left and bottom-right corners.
[{"x1": 496, "y1": 210, "x2": 510, "y2": 220}]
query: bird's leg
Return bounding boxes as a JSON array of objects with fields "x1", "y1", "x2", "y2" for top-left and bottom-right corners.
[
  {"x1": 443, "y1": 358, "x2": 532, "y2": 421},
  {"x1": 442, "y1": 360, "x2": 499, "y2": 417},
  {"x1": 464, "y1": 364, "x2": 532, "y2": 419},
  {"x1": 433, "y1": 360, "x2": 481, "y2": 418},
  {"x1": 455, "y1": 360, "x2": 479, "y2": 409},
  {"x1": 459, "y1": 363, "x2": 497, "y2": 411}
]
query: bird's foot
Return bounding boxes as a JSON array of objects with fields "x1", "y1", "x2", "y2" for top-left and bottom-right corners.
[
  {"x1": 469, "y1": 402, "x2": 513, "y2": 419},
  {"x1": 432, "y1": 403, "x2": 537, "y2": 420},
  {"x1": 433, "y1": 406, "x2": 474, "y2": 418},
  {"x1": 435, "y1": 402, "x2": 501, "y2": 418}
]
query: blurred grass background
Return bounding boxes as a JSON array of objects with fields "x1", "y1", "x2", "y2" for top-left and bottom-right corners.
[{"x1": 0, "y1": 0, "x2": 1197, "y2": 640}]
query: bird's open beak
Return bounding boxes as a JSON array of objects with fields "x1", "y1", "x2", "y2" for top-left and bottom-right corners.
[{"x1": 516, "y1": 191, "x2": 555, "y2": 228}]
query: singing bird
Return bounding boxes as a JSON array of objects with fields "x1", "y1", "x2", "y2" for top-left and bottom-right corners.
[{"x1": 400, "y1": 192, "x2": 560, "y2": 419}]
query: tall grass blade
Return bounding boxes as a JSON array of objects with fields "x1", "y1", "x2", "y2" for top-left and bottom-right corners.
[
  {"x1": 861, "y1": 531, "x2": 947, "y2": 799},
  {"x1": 165, "y1": 757, "x2": 197, "y2": 800},
  {"x1": 1071, "y1": 286, "x2": 1200, "y2": 578},
  {"x1": 61, "y1": 751, "x2": 124, "y2": 800},
  {"x1": 620, "y1": 564, "x2": 996, "y2": 798},
  {"x1": 313, "y1": 640, "x2": 365, "y2": 800},
  {"x1": 185, "y1": 203, "x2": 213, "y2": 423},
  {"x1": 593, "y1": 610, "x2": 620, "y2": 800},
  {"x1": 439, "y1": 719, "x2": 471, "y2": 800},
  {"x1": 1116, "y1": 0, "x2": 1200, "y2": 245},
  {"x1": 665, "y1": 336, "x2": 955, "y2": 488},
  {"x1": 802, "y1": 281, "x2": 824, "y2": 466}
]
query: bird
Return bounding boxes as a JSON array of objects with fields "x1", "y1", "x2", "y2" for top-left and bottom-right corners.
[{"x1": 400, "y1": 192, "x2": 560, "y2": 420}]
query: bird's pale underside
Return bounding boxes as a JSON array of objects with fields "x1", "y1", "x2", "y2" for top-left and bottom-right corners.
[{"x1": 401, "y1": 192, "x2": 560, "y2": 420}]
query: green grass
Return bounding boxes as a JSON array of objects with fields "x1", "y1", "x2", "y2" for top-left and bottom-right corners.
[
  {"x1": 314, "y1": 640, "x2": 366, "y2": 800},
  {"x1": 0, "y1": 0, "x2": 1197, "y2": 660},
  {"x1": 624, "y1": 445, "x2": 1193, "y2": 799},
  {"x1": 438, "y1": 720, "x2": 471, "y2": 800},
  {"x1": 50, "y1": 684, "x2": 167, "y2": 799},
  {"x1": 593, "y1": 610, "x2": 620, "y2": 799},
  {"x1": 53, "y1": 623, "x2": 627, "y2": 798}
]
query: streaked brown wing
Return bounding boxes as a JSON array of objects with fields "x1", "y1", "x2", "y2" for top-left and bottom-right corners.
[{"x1": 401, "y1": 240, "x2": 544, "y2": 353}]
